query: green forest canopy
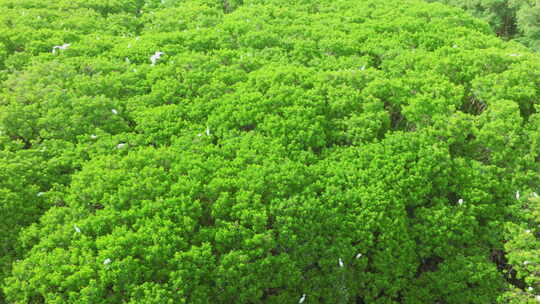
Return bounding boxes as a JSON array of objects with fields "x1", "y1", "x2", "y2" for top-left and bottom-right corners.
[
  {"x1": 429, "y1": 0, "x2": 540, "y2": 50},
  {"x1": 1, "y1": 0, "x2": 540, "y2": 303}
]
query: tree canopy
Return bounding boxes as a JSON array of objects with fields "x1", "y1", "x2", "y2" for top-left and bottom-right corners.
[
  {"x1": 1, "y1": 0, "x2": 540, "y2": 303},
  {"x1": 429, "y1": 0, "x2": 540, "y2": 50}
]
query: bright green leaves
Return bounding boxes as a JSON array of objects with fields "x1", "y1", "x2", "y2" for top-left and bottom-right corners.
[
  {"x1": 1, "y1": 61, "x2": 131, "y2": 144},
  {"x1": 1, "y1": 0, "x2": 540, "y2": 303},
  {"x1": 141, "y1": 4, "x2": 221, "y2": 33},
  {"x1": 401, "y1": 72, "x2": 464, "y2": 129},
  {"x1": 475, "y1": 99, "x2": 524, "y2": 165},
  {"x1": 405, "y1": 254, "x2": 505, "y2": 303},
  {"x1": 314, "y1": 131, "x2": 508, "y2": 302},
  {"x1": 501, "y1": 193, "x2": 540, "y2": 303},
  {"x1": 169, "y1": 243, "x2": 215, "y2": 303}
]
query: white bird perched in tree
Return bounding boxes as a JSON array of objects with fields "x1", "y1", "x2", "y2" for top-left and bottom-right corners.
[
  {"x1": 524, "y1": 261, "x2": 531, "y2": 265},
  {"x1": 103, "y1": 258, "x2": 111, "y2": 265},
  {"x1": 458, "y1": 199, "x2": 464, "y2": 206},
  {"x1": 116, "y1": 143, "x2": 126, "y2": 149},
  {"x1": 529, "y1": 287, "x2": 534, "y2": 291},
  {"x1": 52, "y1": 43, "x2": 70, "y2": 54},
  {"x1": 125, "y1": 57, "x2": 130, "y2": 64},
  {"x1": 150, "y1": 51, "x2": 165, "y2": 66},
  {"x1": 111, "y1": 109, "x2": 118, "y2": 115},
  {"x1": 339, "y1": 258, "x2": 344, "y2": 267},
  {"x1": 533, "y1": 192, "x2": 539, "y2": 198},
  {"x1": 298, "y1": 294, "x2": 306, "y2": 304},
  {"x1": 74, "y1": 225, "x2": 81, "y2": 233},
  {"x1": 516, "y1": 191, "x2": 520, "y2": 200},
  {"x1": 205, "y1": 126, "x2": 211, "y2": 136},
  {"x1": 526, "y1": 229, "x2": 531, "y2": 233},
  {"x1": 37, "y1": 192, "x2": 45, "y2": 197},
  {"x1": 90, "y1": 134, "x2": 98, "y2": 139},
  {"x1": 356, "y1": 253, "x2": 362, "y2": 259}
]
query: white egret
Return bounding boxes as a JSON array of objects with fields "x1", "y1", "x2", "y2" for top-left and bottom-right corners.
[
  {"x1": 458, "y1": 199, "x2": 463, "y2": 206},
  {"x1": 52, "y1": 43, "x2": 70, "y2": 54},
  {"x1": 90, "y1": 134, "x2": 98, "y2": 139},
  {"x1": 74, "y1": 225, "x2": 81, "y2": 233},
  {"x1": 516, "y1": 191, "x2": 520, "y2": 200},
  {"x1": 150, "y1": 51, "x2": 165, "y2": 66},
  {"x1": 526, "y1": 230, "x2": 531, "y2": 234},
  {"x1": 339, "y1": 258, "x2": 344, "y2": 268},
  {"x1": 298, "y1": 294, "x2": 306, "y2": 304},
  {"x1": 37, "y1": 192, "x2": 45, "y2": 197},
  {"x1": 116, "y1": 143, "x2": 126, "y2": 149},
  {"x1": 125, "y1": 57, "x2": 130, "y2": 64},
  {"x1": 206, "y1": 126, "x2": 211, "y2": 136},
  {"x1": 356, "y1": 253, "x2": 362, "y2": 259},
  {"x1": 529, "y1": 287, "x2": 534, "y2": 291},
  {"x1": 524, "y1": 261, "x2": 531, "y2": 265},
  {"x1": 111, "y1": 109, "x2": 118, "y2": 115},
  {"x1": 103, "y1": 258, "x2": 111, "y2": 265}
]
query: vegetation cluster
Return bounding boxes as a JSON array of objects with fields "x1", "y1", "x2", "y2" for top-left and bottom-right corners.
[
  {"x1": 429, "y1": 0, "x2": 540, "y2": 50},
  {"x1": 1, "y1": 0, "x2": 540, "y2": 303}
]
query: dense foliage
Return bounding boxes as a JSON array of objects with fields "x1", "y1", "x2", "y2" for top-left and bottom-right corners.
[
  {"x1": 1, "y1": 0, "x2": 540, "y2": 303},
  {"x1": 429, "y1": 0, "x2": 540, "y2": 50}
]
